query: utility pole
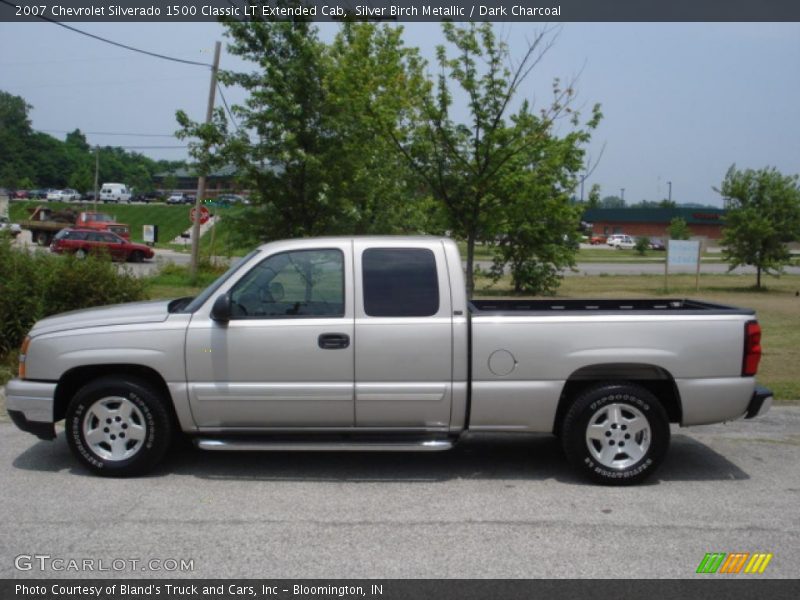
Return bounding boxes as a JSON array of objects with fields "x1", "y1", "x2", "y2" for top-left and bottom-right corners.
[
  {"x1": 667, "y1": 180, "x2": 672, "y2": 203},
  {"x1": 190, "y1": 40, "x2": 221, "y2": 280},
  {"x1": 93, "y1": 146, "x2": 99, "y2": 212},
  {"x1": 620, "y1": 187, "x2": 625, "y2": 203},
  {"x1": 580, "y1": 174, "x2": 586, "y2": 202}
]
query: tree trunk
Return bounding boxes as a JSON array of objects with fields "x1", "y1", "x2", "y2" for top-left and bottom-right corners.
[
  {"x1": 465, "y1": 234, "x2": 475, "y2": 299},
  {"x1": 756, "y1": 265, "x2": 762, "y2": 290}
]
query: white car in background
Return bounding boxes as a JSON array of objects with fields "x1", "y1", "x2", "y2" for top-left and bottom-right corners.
[
  {"x1": 46, "y1": 189, "x2": 81, "y2": 202},
  {"x1": 607, "y1": 234, "x2": 636, "y2": 249},
  {"x1": 0, "y1": 215, "x2": 22, "y2": 237}
]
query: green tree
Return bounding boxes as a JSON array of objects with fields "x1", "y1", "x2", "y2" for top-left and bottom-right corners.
[
  {"x1": 599, "y1": 195, "x2": 625, "y2": 208},
  {"x1": 68, "y1": 164, "x2": 93, "y2": 194},
  {"x1": 668, "y1": 216, "x2": 691, "y2": 240},
  {"x1": 178, "y1": 16, "x2": 427, "y2": 244},
  {"x1": 389, "y1": 23, "x2": 600, "y2": 295},
  {"x1": 586, "y1": 184, "x2": 601, "y2": 208},
  {"x1": 489, "y1": 110, "x2": 593, "y2": 294},
  {"x1": 634, "y1": 236, "x2": 650, "y2": 256},
  {"x1": 717, "y1": 165, "x2": 800, "y2": 289}
]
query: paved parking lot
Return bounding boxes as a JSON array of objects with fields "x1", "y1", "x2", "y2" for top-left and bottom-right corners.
[{"x1": 1, "y1": 408, "x2": 798, "y2": 579}]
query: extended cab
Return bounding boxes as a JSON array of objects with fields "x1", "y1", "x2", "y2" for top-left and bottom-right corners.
[{"x1": 6, "y1": 237, "x2": 772, "y2": 484}]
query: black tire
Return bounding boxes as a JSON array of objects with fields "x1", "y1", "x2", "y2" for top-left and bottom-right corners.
[
  {"x1": 65, "y1": 376, "x2": 173, "y2": 477},
  {"x1": 75, "y1": 248, "x2": 87, "y2": 259},
  {"x1": 561, "y1": 383, "x2": 670, "y2": 485},
  {"x1": 36, "y1": 231, "x2": 50, "y2": 246},
  {"x1": 129, "y1": 250, "x2": 144, "y2": 263}
]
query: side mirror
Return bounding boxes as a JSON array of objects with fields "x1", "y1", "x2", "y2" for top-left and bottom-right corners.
[{"x1": 210, "y1": 292, "x2": 232, "y2": 322}]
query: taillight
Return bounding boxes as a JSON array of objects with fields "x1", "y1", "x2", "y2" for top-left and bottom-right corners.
[
  {"x1": 19, "y1": 336, "x2": 30, "y2": 379},
  {"x1": 742, "y1": 321, "x2": 761, "y2": 376}
]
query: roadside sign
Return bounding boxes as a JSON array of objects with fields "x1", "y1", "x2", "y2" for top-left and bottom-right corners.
[
  {"x1": 665, "y1": 239, "x2": 703, "y2": 292},
  {"x1": 668, "y1": 240, "x2": 701, "y2": 267},
  {"x1": 143, "y1": 224, "x2": 158, "y2": 244},
  {"x1": 190, "y1": 205, "x2": 211, "y2": 225}
]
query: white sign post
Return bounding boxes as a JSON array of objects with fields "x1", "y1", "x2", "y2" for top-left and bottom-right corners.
[{"x1": 666, "y1": 239, "x2": 702, "y2": 292}]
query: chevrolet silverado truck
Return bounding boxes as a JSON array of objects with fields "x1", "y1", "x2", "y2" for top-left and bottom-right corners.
[{"x1": 6, "y1": 237, "x2": 772, "y2": 484}]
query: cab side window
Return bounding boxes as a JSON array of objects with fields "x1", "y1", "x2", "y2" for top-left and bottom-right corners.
[
  {"x1": 229, "y1": 249, "x2": 344, "y2": 318},
  {"x1": 362, "y1": 248, "x2": 439, "y2": 317}
]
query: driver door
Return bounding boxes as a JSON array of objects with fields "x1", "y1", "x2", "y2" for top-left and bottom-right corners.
[{"x1": 185, "y1": 243, "x2": 355, "y2": 428}]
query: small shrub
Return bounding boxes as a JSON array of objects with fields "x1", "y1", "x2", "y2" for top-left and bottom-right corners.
[
  {"x1": 0, "y1": 238, "x2": 147, "y2": 355},
  {"x1": 634, "y1": 236, "x2": 651, "y2": 256}
]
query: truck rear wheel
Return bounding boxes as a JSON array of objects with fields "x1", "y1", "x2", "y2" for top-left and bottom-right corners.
[
  {"x1": 561, "y1": 383, "x2": 670, "y2": 485},
  {"x1": 36, "y1": 231, "x2": 50, "y2": 246},
  {"x1": 65, "y1": 376, "x2": 172, "y2": 477}
]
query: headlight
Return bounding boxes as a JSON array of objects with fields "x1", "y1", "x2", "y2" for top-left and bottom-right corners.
[{"x1": 18, "y1": 336, "x2": 30, "y2": 379}]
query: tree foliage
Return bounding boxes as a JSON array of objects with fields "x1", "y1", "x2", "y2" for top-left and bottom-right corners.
[
  {"x1": 176, "y1": 15, "x2": 430, "y2": 245},
  {"x1": 668, "y1": 217, "x2": 691, "y2": 240},
  {"x1": 389, "y1": 23, "x2": 601, "y2": 295},
  {"x1": 717, "y1": 165, "x2": 800, "y2": 289},
  {"x1": 175, "y1": 20, "x2": 600, "y2": 296},
  {"x1": 0, "y1": 90, "x2": 183, "y2": 192}
]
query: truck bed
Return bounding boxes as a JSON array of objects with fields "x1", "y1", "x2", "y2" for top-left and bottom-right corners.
[{"x1": 469, "y1": 298, "x2": 754, "y2": 316}]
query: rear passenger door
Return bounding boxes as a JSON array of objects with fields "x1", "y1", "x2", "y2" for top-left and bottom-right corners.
[{"x1": 353, "y1": 241, "x2": 453, "y2": 430}]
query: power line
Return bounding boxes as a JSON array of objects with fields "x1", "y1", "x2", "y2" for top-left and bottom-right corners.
[
  {"x1": 115, "y1": 146, "x2": 188, "y2": 149},
  {"x1": 0, "y1": 0, "x2": 212, "y2": 68},
  {"x1": 217, "y1": 84, "x2": 240, "y2": 132},
  {"x1": 38, "y1": 129, "x2": 177, "y2": 138}
]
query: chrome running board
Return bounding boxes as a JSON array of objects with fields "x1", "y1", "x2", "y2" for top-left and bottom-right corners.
[{"x1": 195, "y1": 438, "x2": 454, "y2": 452}]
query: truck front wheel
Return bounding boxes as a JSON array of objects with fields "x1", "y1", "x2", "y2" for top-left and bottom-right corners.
[
  {"x1": 65, "y1": 376, "x2": 172, "y2": 477},
  {"x1": 561, "y1": 383, "x2": 670, "y2": 485}
]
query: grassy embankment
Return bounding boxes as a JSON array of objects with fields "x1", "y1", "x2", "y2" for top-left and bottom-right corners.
[{"x1": 10, "y1": 201, "x2": 200, "y2": 247}]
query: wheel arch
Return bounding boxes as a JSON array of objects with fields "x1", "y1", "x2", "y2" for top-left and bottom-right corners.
[
  {"x1": 554, "y1": 363, "x2": 682, "y2": 433},
  {"x1": 54, "y1": 364, "x2": 179, "y2": 427}
]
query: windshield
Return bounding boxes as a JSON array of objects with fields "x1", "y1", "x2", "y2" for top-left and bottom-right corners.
[{"x1": 181, "y1": 249, "x2": 260, "y2": 313}]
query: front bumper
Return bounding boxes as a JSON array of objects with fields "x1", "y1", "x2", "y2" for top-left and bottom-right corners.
[
  {"x1": 744, "y1": 384, "x2": 773, "y2": 419},
  {"x1": 5, "y1": 378, "x2": 57, "y2": 440}
]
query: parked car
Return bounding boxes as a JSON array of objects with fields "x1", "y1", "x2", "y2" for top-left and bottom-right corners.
[
  {"x1": 131, "y1": 191, "x2": 163, "y2": 203},
  {"x1": 13, "y1": 190, "x2": 29, "y2": 199},
  {"x1": 589, "y1": 235, "x2": 607, "y2": 245},
  {"x1": 167, "y1": 192, "x2": 195, "y2": 205},
  {"x1": 0, "y1": 216, "x2": 22, "y2": 237},
  {"x1": 47, "y1": 189, "x2": 81, "y2": 202},
  {"x1": 7, "y1": 236, "x2": 772, "y2": 483},
  {"x1": 28, "y1": 189, "x2": 51, "y2": 200},
  {"x1": 205, "y1": 194, "x2": 247, "y2": 208},
  {"x1": 607, "y1": 234, "x2": 636, "y2": 249},
  {"x1": 649, "y1": 238, "x2": 666, "y2": 251},
  {"x1": 49, "y1": 228, "x2": 153, "y2": 262}
]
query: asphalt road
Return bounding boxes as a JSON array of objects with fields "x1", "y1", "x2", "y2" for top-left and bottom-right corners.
[{"x1": 1, "y1": 408, "x2": 798, "y2": 579}]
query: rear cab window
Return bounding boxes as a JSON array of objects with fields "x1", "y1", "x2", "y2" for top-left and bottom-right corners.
[{"x1": 362, "y1": 248, "x2": 439, "y2": 317}]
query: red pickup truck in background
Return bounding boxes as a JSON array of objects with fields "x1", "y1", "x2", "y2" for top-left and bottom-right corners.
[{"x1": 21, "y1": 206, "x2": 130, "y2": 245}]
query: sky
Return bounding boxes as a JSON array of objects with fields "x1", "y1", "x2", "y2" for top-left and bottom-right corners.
[{"x1": 1, "y1": 21, "x2": 799, "y2": 207}]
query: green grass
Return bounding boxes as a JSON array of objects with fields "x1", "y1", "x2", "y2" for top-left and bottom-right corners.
[
  {"x1": 199, "y1": 207, "x2": 252, "y2": 257},
  {"x1": 10, "y1": 201, "x2": 195, "y2": 246},
  {"x1": 145, "y1": 262, "x2": 227, "y2": 299}
]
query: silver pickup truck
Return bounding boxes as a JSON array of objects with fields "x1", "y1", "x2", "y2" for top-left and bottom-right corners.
[{"x1": 6, "y1": 236, "x2": 772, "y2": 484}]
